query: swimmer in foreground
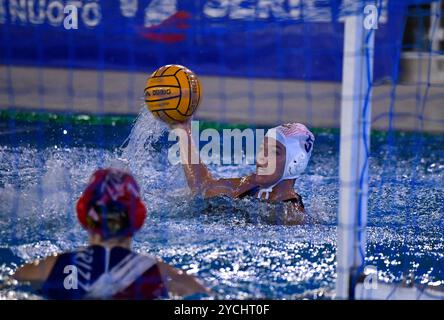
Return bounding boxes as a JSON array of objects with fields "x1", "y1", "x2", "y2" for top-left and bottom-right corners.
[
  {"x1": 170, "y1": 119, "x2": 315, "y2": 225},
  {"x1": 12, "y1": 168, "x2": 209, "y2": 299}
]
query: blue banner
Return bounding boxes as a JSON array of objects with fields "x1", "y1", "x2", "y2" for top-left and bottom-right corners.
[{"x1": 0, "y1": 0, "x2": 421, "y2": 81}]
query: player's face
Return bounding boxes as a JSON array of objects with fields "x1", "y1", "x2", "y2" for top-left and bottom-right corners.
[{"x1": 255, "y1": 137, "x2": 286, "y2": 187}]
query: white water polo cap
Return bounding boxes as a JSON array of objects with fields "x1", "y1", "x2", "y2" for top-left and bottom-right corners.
[{"x1": 257, "y1": 123, "x2": 315, "y2": 199}]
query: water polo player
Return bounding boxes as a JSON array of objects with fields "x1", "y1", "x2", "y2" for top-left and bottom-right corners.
[
  {"x1": 170, "y1": 120, "x2": 315, "y2": 225},
  {"x1": 13, "y1": 168, "x2": 209, "y2": 299}
]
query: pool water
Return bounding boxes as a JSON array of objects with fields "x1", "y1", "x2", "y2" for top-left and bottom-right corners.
[{"x1": 0, "y1": 109, "x2": 443, "y2": 299}]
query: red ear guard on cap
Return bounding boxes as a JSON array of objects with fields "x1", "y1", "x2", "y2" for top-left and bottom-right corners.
[{"x1": 76, "y1": 168, "x2": 147, "y2": 239}]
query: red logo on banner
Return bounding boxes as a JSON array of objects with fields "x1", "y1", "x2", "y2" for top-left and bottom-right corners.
[{"x1": 139, "y1": 11, "x2": 191, "y2": 43}]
